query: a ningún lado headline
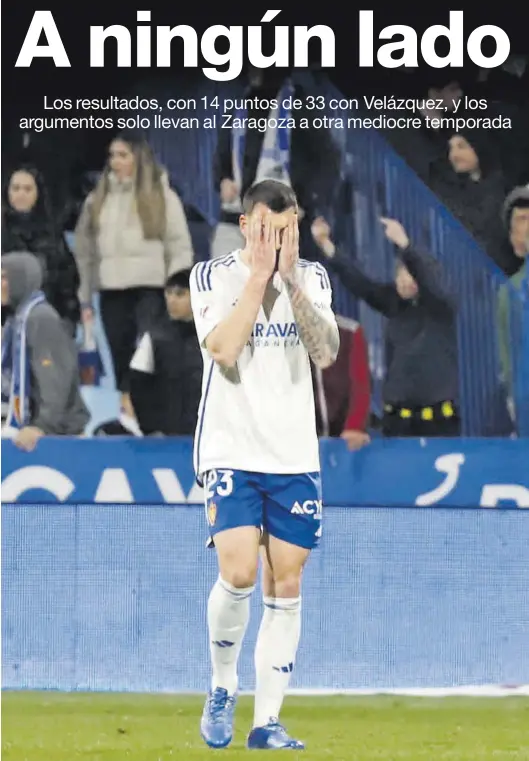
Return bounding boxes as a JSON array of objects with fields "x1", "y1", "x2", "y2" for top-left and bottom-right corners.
[{"x1": 16, "y1": 11, "x2": 511, "y2": 81}]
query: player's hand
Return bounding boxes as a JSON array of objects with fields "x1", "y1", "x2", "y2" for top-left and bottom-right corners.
[
  {"x1": 311, "y1": 217, "x2": 335, "y2": 258},
  {"x1": 278, "y1": 218, "x2": 299, "y2": 280},
  {"x1": 341, "y1": 430, "x2": 370, "y2": 451},
  {"x1": 248, "y1": 211, "x2": 276, "y2": 284},
  {"x1": 380, "y1": 218, "x2": 410, "y2": 250},
  {"x1": 14, "y1": 426, "x2": 44, "y2": 452},
  {"x1": 220, "y1": 178, "x2": 239, "y2": 203}
]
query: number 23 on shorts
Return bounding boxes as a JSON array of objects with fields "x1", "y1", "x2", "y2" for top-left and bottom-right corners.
[
  {"x1": 203, "y1": 469, "x2": 241, "y2": 533},
  {"x1": 205, "y1": 469, "x2": 235, "y2": 500}
]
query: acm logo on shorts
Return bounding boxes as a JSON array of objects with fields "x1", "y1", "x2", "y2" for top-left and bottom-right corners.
[{"x1": 291, "y1": 500, "x2": 322, "y2": 517}]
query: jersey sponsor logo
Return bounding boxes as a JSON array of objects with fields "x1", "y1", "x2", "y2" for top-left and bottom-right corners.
[
  {"x1": 250, "y1": 321, "x2": 300, "y2": 348},
  {"x1": 291, "y1": 499, "x2": 322, "y2": 517},
  {"x1": 252, "y1": 322, "x2": 298, "y2": 338}
]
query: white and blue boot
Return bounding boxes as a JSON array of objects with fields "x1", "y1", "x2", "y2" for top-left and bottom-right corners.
[
  {"x1": 247, "y1": 718, "x2": 305, "y2": 750},
  {"x1": 200, "y1": 687, "x2": 236, "y2": 748}
]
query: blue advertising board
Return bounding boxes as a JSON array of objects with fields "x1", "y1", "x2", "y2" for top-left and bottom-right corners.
[
  {"x1": 4, "y1": 501, "x2": 529, "y2": 692},
  {"x1": 2, "y1": 437, "x2": 528, "y2": 508},
  {"x1": 3, "y1": 437, "x2": 529, "y2": 693}
]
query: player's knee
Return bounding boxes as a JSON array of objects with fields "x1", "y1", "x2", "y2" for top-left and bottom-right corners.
[
  {"x1": 271, "y1": 571, "x2": 302, "y2": 599},
  {"x1": 214, "y1": 526, "x2": 261, "y2": 588},
  {"x1": 221, "y1": 565, "x2": 259, "y2": 590}
]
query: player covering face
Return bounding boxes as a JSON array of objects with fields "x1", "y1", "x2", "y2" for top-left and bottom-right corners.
[{"x1": 190, "y1": 180, "x2": 339, "y2": 750}]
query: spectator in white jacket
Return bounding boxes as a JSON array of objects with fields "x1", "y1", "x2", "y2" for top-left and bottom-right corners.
[{"x1": 74, "y1": 130, "x2": 194, "y2": 416}]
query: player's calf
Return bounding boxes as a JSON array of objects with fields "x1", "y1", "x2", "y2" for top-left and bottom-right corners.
[
  {"x1": 253, "y1": 596, "x2": 301, "y2": 726},
  {"x1": 207, "y1": 575, "x2": 254, "y2": 697},
  {"x1": 201, "y1": 575, "x2": 253, "y2": 750},
  {"x1": 251, "y1": 535, "x2": 307, "y2": 736},
  {"x1": 201, "y1": 526, "x2": 259, "y2": 748},
  {"x1": 249, "y1": 593, "x2": 305, "y2": 750}
]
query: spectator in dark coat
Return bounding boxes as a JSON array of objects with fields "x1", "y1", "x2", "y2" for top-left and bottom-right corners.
[
  {"x1": 429, "y1": 131, "x2": 518, "y2": 275},
  {"x1": 2, "y1": 165, "x2": 80, "y2": 334},
  {"x1": 312, "y1": 217, "x2": 460, "y2": 437},
  {"x1": 379, "y1": 74, "x2": 464, "y2": 184},
  {"x1": 129, "y1": 268, "x2": 202, "y2": 436}
]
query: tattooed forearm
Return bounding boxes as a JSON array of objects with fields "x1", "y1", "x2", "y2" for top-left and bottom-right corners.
[{"x1": 284, "y1": 276, "x2": 339, "y2": 368}]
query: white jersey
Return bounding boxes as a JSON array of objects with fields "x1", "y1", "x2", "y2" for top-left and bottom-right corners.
[{"x1": 190, "y1": 250, "x2": 337, "y2": 480}]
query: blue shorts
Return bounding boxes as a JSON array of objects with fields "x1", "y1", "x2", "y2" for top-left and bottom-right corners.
[{"x1": 202, "y1": 469, "x2": 322, "y2": 550}]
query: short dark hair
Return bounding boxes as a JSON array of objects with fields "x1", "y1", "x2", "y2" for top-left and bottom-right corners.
[
  {"x1": 242, "y1": 180, "x2": 298, "y2": 215},
  {"x1": 165, "y1": 268, "x2": 191, "y2": 290}
]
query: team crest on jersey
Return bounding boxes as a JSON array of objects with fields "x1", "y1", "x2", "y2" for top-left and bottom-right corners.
[{"x1": 207, "y1": 502, "x2": 217, "y2": 526}]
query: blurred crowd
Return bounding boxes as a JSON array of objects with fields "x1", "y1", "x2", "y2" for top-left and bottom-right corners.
[
  {"x1": 380, "y1": 66, "x2": 529, "y2": 277},
  {"x1": 2, "y1": 61, "x2": 528, "y2": 449}
]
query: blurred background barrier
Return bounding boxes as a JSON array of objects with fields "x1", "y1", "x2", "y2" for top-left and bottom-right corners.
[
  {"x1": 3, "y1": 500, "x2": 529, "y2": 692},
  {"x1": 2, "y1": 438, "x2": 529, "y2": 507}
]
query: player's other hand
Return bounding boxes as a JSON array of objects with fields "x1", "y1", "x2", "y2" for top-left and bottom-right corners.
[
  {"x1": 248, "y1": 211, "x2": 276, "y2": 284},
  {"x1": 311, "y1": 217, "x2": 335, "y2": 258},
  {"x1": 380, "y1": 218, "x2": 410, "y2": 250},
  {"x1": 341, "y1": 429, "x2": 370, "y2": 451},
  {"x1": 278, "y1": 218, "x2": 300, "y2": 279},
  {"x1": 220, "y1": 178, "x2": 239, "y2": 203}
]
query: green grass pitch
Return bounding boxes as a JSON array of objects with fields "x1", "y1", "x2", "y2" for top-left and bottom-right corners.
[{"x1": 2, "y1": 693, "x2": 528, "y2": 760}]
